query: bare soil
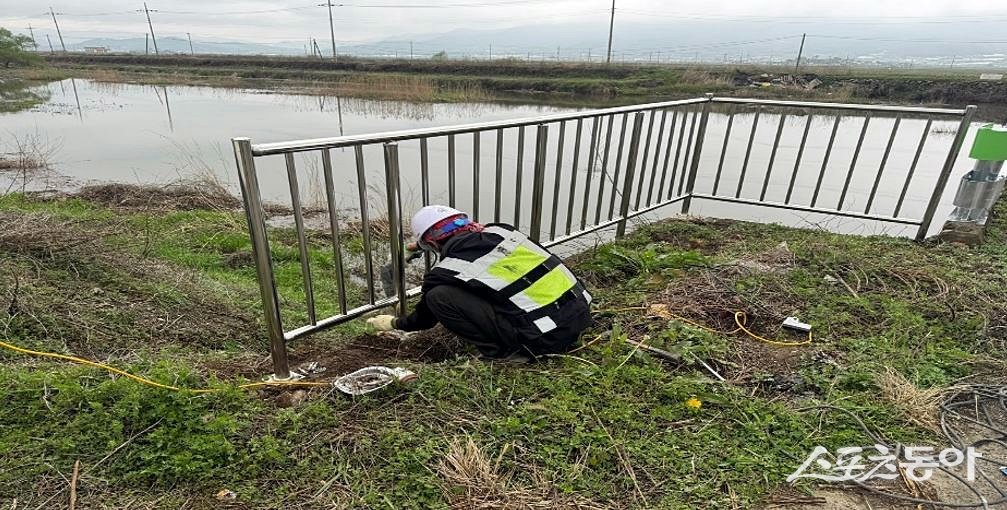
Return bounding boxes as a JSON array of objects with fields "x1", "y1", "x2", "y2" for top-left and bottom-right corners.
[{"x1": 202, "y1": 326, "x2": 467, "y2": 380}]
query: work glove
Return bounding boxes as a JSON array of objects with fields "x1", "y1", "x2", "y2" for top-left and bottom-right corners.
[{"x1": 367, "y1": 315, "x2": 397, "y2": 332}]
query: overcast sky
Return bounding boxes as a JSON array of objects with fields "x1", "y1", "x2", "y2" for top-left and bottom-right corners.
[{"x1": 3, "y1": 0, "x2": 1006, "y2": 45}]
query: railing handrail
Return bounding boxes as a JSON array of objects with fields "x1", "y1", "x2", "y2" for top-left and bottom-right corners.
[
  {"x1": 251, "y1": 97, "x2": 711, "y2": 155},
  {"x1": 711, "y1": 97, "x2": 968, "y2": 116},
  {"x1": 250, "y1": 96, "x2": 967, "y2": 156}
]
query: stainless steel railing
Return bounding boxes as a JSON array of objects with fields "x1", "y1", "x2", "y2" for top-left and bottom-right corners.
[{"x1": 232, "y1": 94, "x2": 975, "y2": 379}]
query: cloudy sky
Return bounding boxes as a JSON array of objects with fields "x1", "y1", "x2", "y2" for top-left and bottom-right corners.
[{"x1": 3, "y1": 0, "x2": 1006, "y2": 54}]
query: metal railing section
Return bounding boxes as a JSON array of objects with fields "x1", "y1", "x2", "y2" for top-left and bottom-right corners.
[
  {"x1": 693, "y1": 98, "x2": 976, "y2": 239},
  {"x1": 232, "y1": 95, "x2": 974, "y2": 378}
]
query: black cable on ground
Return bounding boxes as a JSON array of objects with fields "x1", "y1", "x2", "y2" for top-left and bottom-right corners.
[{"x1": 800, "y1": 386, "x2": 1007, "y2": 509}]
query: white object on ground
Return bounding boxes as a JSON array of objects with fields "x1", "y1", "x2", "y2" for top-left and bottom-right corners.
[
  {"x1": 782, "y1": 316, "x2": 812, "y2": 333},
  {"x1": 333, "y1": 366, "x2": 417, "y2": 396}
]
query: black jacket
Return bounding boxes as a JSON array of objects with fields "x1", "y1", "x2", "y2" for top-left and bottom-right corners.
[{"x1": 394, "y1": 223, "x2": 591, "y2": 348}]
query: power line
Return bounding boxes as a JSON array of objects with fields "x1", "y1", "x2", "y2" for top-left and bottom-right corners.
[
  {"x1": 155, "y1": 5, "x2": 317, "y2": 16},
  {"x1": 809, "y1": 34, "x2": 1007, "y2": 44},
  {"x1": 616, "y1": 9, "x2": 1007, "y2": 22},
  {"x1": 144, "y1": 0, "x2": 550, "y2": 15}
]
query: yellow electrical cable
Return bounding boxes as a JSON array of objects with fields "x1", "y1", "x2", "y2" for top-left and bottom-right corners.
[
  {"x1": 0, "y1": 304, "x2": 808, "y2": 393},
  {"x1": 595, "y1": 306, "x2": 812, "y2": 347},
  {"x1": 0, "y1": 339, "x2": 330, "y2": 393}
]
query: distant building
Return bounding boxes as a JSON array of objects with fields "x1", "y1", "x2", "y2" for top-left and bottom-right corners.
[{"x1": 83, "y1": 46, "x2": 109, "y2": 55}]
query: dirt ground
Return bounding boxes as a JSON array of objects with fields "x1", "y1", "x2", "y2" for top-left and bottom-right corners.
[{"x1": 202, "y1": 326, "x2": 466, "y2": 381}]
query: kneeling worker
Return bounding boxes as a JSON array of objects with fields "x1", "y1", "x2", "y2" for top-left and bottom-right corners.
[{"x1": 367, "y1": 205, "x2": 592, "y2": 361}]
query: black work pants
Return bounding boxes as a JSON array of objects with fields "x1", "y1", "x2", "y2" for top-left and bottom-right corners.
[{"x1": 424, "y1": 285, "x2": 583, "y2": 359}]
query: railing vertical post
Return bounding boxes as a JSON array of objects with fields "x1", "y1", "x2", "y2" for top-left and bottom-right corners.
[
  {"x1": 383, "y1": 142, "x2": 408, "y2": 317},
  {"x1": 681, "y1": 93, "x2": 714, "y2": 214},
  {"x1": 232, "y1": 137, "x2": 289, "y2": 380},
  {"x1": 916, "y1": 105, "x2": 977, "y2": 241},
  {"x1": 529, "y1": 124, "x2": 549, "y2": 242},
  {"x1": 616, "y1": 112, "x2": 645, "y2": 237}
]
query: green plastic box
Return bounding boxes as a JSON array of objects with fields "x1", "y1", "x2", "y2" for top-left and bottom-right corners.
[{"x1": 970, "y1": 124, "x2": 1007, "y2": 161}]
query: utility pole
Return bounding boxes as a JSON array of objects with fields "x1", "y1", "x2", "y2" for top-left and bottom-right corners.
[
  {"x1": 187, "y1": 32, "x2": 194, "y2": 55},
  {"x1": 489, "y1": 44, "x2": 492, "y2": 60},
  {"x1": 145, "y1": 33, "x2": 149, "y2": 54},
  {"x1": 49, "y1": 7, "x2": 66, "y2": 52},
  {"x1": 410, "y1": 41, "x2": 413, "y2": 60},
  {"x1": 795, "y1": 33, "x2": 806, "y2": 72},
  {"x1": 26, "y1": 24, "x2": 38, "y2": 51},
  {"x1": 606, "y1": 0, "x2": 615, "y2": 64},
  {"x1": 139, "y1": 2, "x2": 159, "y2": 55},
  {"x1": 319, "y1": 2, "x2": 338, "y2": 58},
  {"x1": 46, "y1": 34, "x2": 55, "y2": 54}
]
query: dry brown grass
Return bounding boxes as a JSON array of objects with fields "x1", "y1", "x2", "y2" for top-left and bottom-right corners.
[
  {"x1": 877, "y1": 367, "x2": 955, "y2": 433},
  {"x1": 73, "y1": 182, "x2": 240, "y2": 211},
  {"x1": 0, "y1": 210, "x2": 258, "y2": 356},
  {"x1": 335, "y1": 74, "x2": 437, "y2": 102},
  {"x1": 437, "y1": 438, "x2": 610, "y2": 510},
  {"x1": 299, "y1": 74, "x2": 490, "y2": 102},
  {"x1": 0, "y1": 130, "x2": 59, "y2": 178},
  {"x1": 679, "y1": 69, "x2": 732, "y2": 88}
]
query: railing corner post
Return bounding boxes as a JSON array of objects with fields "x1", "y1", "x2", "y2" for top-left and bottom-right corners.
[
  {"x1": 382, "y1": 142, "x2": 408, "y2": 317},
  {"x1": 916, "y1": 104, "x2": 978, "y2": 241},
  {"x1": 681, "y1": 96, "x2": 714, "y2": 215},
  {"x1": 529, "y1": 124, "x2": 549, "y2": 242},
  {"x1": 232, "y1": 137, "x2": 289, "y2": 380},
  {"x1": 616, "y1": 112, "x2": 646, "y2": 237}
]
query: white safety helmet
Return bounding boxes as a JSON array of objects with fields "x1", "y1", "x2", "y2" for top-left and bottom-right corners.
[{"x1": 411, "y1": 205, "x2": 465, "y2": 241}]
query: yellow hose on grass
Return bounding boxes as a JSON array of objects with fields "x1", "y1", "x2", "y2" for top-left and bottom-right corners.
[{"x1": 0, "y1": 339, "x2": 330, "y2": 393}]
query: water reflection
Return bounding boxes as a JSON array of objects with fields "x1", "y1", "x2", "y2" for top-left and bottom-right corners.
[
  {"x1": 153, "y1": 86, "x2": 174, "y2": 132},
  {"x1": 316, "y1": 95, "x2": 344, "y2": 136},
  {"x1": 0, "y1": 80, "x2": 52, "y2": 114},
  {"x1": 0, "y1": 79, "x2": 577, "y2": 193},
  {"x1": 69, "y1": 78, "x2": 83, "y2": 122}
]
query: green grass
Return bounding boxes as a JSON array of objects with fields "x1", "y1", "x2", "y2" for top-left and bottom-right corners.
[{"x1": 1, "y1": 193, "x2": 1005, "y2": 508}]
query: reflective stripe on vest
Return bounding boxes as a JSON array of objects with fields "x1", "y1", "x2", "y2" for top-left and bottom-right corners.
[
  {"x1": 435, "y1": 227, "x2": 552, "y2": 291},
  {"x1": 507, "y1": 264, "x2": 577, "y2": 312},
  {"x1": 435, "y1": 227, "x2": 582, "y2": 332}
]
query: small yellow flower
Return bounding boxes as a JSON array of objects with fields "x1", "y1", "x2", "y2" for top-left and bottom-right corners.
[{"x1": 685, "y1": 397, "x2": 702, "y2": 410}]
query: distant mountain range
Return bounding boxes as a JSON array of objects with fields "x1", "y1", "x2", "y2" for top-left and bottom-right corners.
[
  {"x1": 69, "y1": 37, "x2": 304, "y2": 56},
  {"x1": 66, "y1": 20, "x2": 1007, "y2": 68}
]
